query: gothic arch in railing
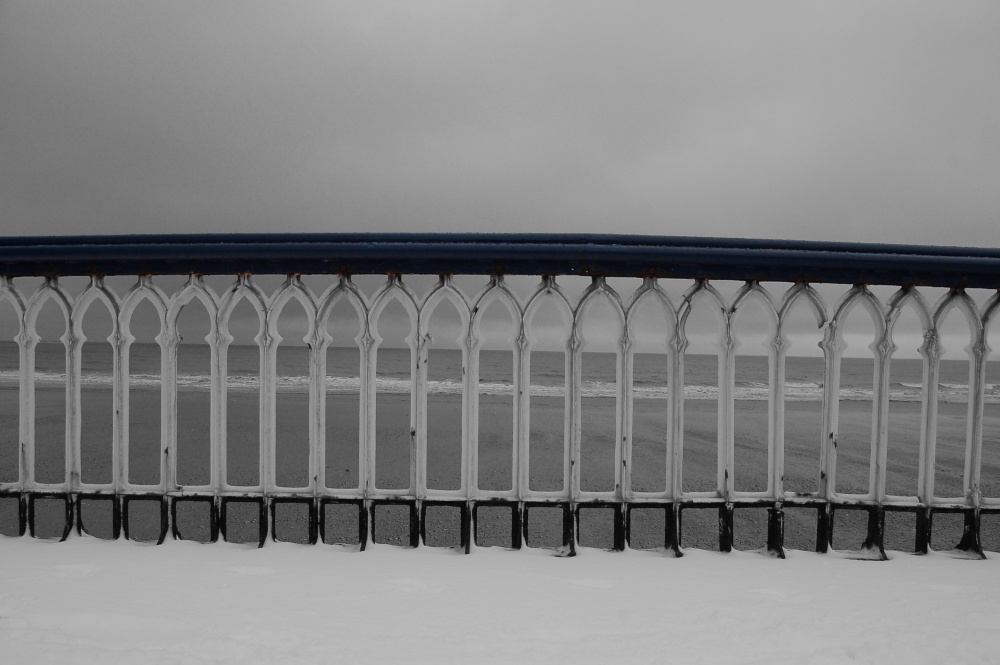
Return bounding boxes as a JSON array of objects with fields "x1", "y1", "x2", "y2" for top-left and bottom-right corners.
[
  {"x1": 217, "y1": 275, "x2": 269, "y2": 346},
  {"x1": 269, "y1": 276, "x2": 319, "y2": 346},
  {"x1": 25, "y1": 278, "x2": 73, "y2": 347},
  {"x1": 577, "y1": 282, "x2": 626, "y2": 488},
  {"x1": 574, "y1": 278, "x2": 626, "y2": 339},
  {"x1": 163, "y1": 277, "x2": 219, "y2": 492},
  {"x1": 572, "y1": 278, "x2": 626, "y2": 496},
  {"x1": 70, "y1": 279, "x2": 121, "y2": 492},
  {"x1": 119, "y1": 277, "x2": 170, "y2": 365},
  {"x1": 825, "y1": 286, "x2": 886, "y2": 500},
  {"x1": 728, "y1": 282, "x2": 780, "y2": 358},
  {"x1": 72, "y1": 278, "x2": 121, "y2": 344},
  {"x1": 980, "y1": 292, "x2": 1000, "y2": 506},
  {"x1": 0, "y1": 277, "x2": 27, "y2": 335},
  {"x1": 521, "y1": 277, "x2": 574, "y2": 497},
  {"x1": 829, "y1": 286, "x2": 886, "y2": 348},
  {"x1": 677, "y1": 280, "x2": 727, "y2": 352},
  {"x1": 931, "y1": 289, "x2": 983, "y2": 364},
  {"x1": 522, "y1": 276, "x2": 574, "y2": 347},
  {"x1": 420, "y1": 277, "x2": 472, "y2": 353},
  {"x1": 118, "y1": 278, "x2": 170, "y2": 490},
  {"x1": 0, "y1": 279, "x2": 27, "y2": 487},
  {"x1": 418, "y1": 276, "x2": 472, "y2": 496},
  {"x1": 929, "y1": 290, "x2": 983, "y2": 408},
  {"x1": 367, "y1": 276, "x2": 420, "y2": 494},
  {"x1": 573, "y1": 279, "x2": 627, "y2": 376},
  {"x1": 368, "y1": 275, "x2": 419, "y2": 349},
  {"x1": 882, "y1": 287, "x2": 933, "y2": 502},
  {"x1": 120, "y1": 278, "x2": 169, "y2": 339},
  {"x1": 469, "y1": 276, "x2": 523, "y2": 349},
  {"x1": 729, "y1": 282, "x2": 779, "y2": 329},
  {"x1": 71, "y1": 280, "x2": 121, "y2": 346},
  {"x1": 26, "y1": 278, "x2": 74, "y2": 361},
  {"x1": 624, "y1": 279, "x2": 678, "y2": 498},
  {"x1": 21, "y1": 280, "x2": 73, "y2": 491},
  {"x1": 885, "y1": 287, "x2": 933, "y2": 339},
  {"x1": 775, "y1": 283, "x2": 828, "y2": 499},
  {"x1": 316, "y1": 276, "x2": 368, "y2": 494},
  {"x1": 625, "y1": 278, "x2": 677, "y2": 336},
  {"x1": 676, "y1": 280, "x2": 727, "y2": 497},
  {"x1": 468, "y1": 277, "x2": 522, "y2": 498},
  {"x1": 728, "y1": 281, "x2": 780, "y2": 373},
  {"x1": 0, "y1": 279, "x2": 27, "y2": 489},
  {"x1": 166, "y1": 277, "x2": 220, "y2": 343},
  {"x1": 929, "y1": 289, "x2": 983, "y2": 504},
  {"x1": 777, "y1": 283, "x2": 827, "y2": 332},
  {"x1": 727, "y1": 282, "x2": 780, "y2": 496},
  {"x1": 268, "y1": 277, "x2": 320, "y2": 493},
  {"x1": 981, "y1": 291, "x2": 1000, "y2": 337},
  {"x1": 317, "y1": 276, "x2": 370, "y2": 352},
  {"x1": 216, "y1": 276, "x2": 268, "y2": 492}
]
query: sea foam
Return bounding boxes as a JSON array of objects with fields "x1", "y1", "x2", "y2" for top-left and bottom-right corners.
[{"x1": 1, "y1": 370, "x2": 990, "y2": 403}]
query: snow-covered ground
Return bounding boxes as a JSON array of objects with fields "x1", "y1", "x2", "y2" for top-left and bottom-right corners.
[{"x1": 2, "y1": 538, "x2": 998, "y2": 665}]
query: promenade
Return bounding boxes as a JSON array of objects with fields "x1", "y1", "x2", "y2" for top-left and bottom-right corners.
[{"x1": 2, "y1": 537, "x2": 998, "y2": 664}]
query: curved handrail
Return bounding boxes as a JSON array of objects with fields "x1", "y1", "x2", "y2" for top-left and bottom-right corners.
[{"x1": 2, "y1": 233, "x2": 1000, "y2": 287}]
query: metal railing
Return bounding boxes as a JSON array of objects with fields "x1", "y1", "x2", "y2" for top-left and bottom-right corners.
[{"x1": 2, "y1": 233, "x2": 1000, "y2": 557}]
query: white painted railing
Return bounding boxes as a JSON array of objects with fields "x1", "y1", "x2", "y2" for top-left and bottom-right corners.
[{"x1": 1, "y1": 234, "x2": 999, "y2": 557}]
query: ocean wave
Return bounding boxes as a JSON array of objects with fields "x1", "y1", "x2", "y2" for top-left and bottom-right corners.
[
  {"x1": 785, "y1": 381, "x2": 822, "y2": 389},
  {"x1": 0, "y1": 370, "x2": 991, "y2": 404},
  {"x1": 893, "y1": 382, "x2": 924, "y2": 389}
]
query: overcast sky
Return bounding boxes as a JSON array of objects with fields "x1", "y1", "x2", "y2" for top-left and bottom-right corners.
[{"x1": 1, "y1": 1, "x2": 998, "y2": 246}]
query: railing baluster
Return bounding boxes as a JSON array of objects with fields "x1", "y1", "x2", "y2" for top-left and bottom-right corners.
[
  {"x1": 873, "y1": 315, "x2": 893, "y2": 506},
  {"x1": 969, "y1": 340, "x2": 987, "y2": 507},
  {"x1": 963, "y1": 301, "x2": 988, "y2": 555},
  {"x1": 118, "y1": 283, "x2": 136, "y2": 503},
  {"x1": 466, "y1": 280, "x2": 483, "y2": 508},
  {"x1": 922, "y1": 327, "x2": 942, "y2": 499},
  {"x1": 869, "y1": 303, "x2": 892, "y2": 556},
  {"x1": 767, "y1": 285, "x2": 787, "y2": 556},
  {"x1": 1, "y1": 278, "x2": 28, "y2": 535},
  {"x1": 618, "y1": 285, "x2": 633, "y2": 503},
  {"x1": 302, "y1": 279, "x2": 322, "y2": 502},
  {"x1": 414, "y1": 283, "x2": 430, "y2": 504},
  {"x1": 672, "y1": 291, "x2": 688, "y2": 505},
  {"x1": 361, "y1": 280, "x2": 378, "y2": 547},
  {"x1": 66, "y1": 282, "x2": 84, "y2": 537},
  {"x1": 212, "y1": 279, "x2": 229, "y2": 531},
  {"x1": 720, "y1": 291, "x2": 735, "y2": 504},
  {"x1": 568, "y1": 289, "x2": 582, "y2": 505},
  {"x1": 664, "y1": 282, "x2": 683, "y2": 554},
  {"x1": 260, "y1": 278, "x2": 277, "y2": 500},
  {"x1": 162, "y1": 283, "x2": 180, "y2": 499},
  {"x1": 515, "y1": 284, "x2": 530, "y2": 546},
  {"x1": 818, "y1": 306, "x2": 842, "y2": 552}
]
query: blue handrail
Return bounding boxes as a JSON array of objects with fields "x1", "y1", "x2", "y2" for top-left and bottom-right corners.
[{"x1": 2, "y1": 233, "x2": 999, "y2": 287}]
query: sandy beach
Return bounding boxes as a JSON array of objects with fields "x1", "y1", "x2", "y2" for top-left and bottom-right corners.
[{"x1": 2, "y1": 385, "x2": 996, "y2": 552}]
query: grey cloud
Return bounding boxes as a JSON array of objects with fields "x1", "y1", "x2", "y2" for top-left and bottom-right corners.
[{"x1": 1, "y1": 1, "x2": 998, "y2": 246}]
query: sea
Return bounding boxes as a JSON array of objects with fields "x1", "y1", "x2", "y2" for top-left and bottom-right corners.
[{"x1": 1, "y1": 341, "x2": 998, "y2": 404}]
